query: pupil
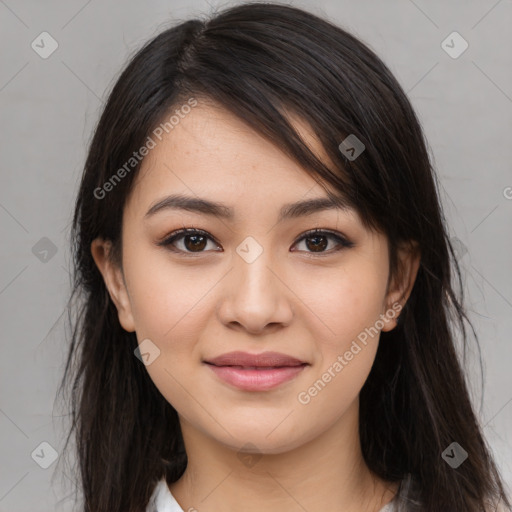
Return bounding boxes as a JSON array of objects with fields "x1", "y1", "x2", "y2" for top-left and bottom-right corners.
[
  {"x1": 306, "y1": 235, "x2": 327, "y2": 252},
  {"x1": 186, "y1": 235, "x2": 207, "y2": 252}
]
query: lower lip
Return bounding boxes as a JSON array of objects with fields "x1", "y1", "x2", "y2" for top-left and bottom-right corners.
[{"x1": 205, "y1": 363, "x2": 307, "y2": 391}]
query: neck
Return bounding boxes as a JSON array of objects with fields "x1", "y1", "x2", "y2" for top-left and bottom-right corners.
[{"x1": 168, "y1": 399, "x2": 399, "y2": 512}]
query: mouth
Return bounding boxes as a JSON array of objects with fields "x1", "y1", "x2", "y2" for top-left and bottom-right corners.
[
  {"x1": 204, "y1": 350, "x2": 307, "y2": 367},
  {"x1": 203, "y1": 351, "x2": 309, "y2": 391},
  {"x1": 204, "y1": 363, "x2": 308, "y2": 370},
  {"x1": 208, "y1": 365, "x2": 303, "y2": 370}
]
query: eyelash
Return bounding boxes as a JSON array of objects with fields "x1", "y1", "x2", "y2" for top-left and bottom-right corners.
[{"x1": 157, "y1": 227, "x2": 354, "y2": 256}]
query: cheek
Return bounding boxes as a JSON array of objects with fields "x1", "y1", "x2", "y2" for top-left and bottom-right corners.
[
  {"x1": 293, "y1": 263, "x2": 387, "y2": 354},
  {"x1": 294, "y1": 272, "x2": 383, "y2": 417},
  {"x1": 126, "y1": 250, "x2": 216, "y2": 343},
  {"x1": 290, "y1": 265, "x2": 386, "y2": 409},
  {"x1": 124, "y1": 250, "x2": 218, "y2": 403}
]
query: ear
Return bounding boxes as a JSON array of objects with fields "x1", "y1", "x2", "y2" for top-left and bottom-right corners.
[
  {"x1": 381, "y1": 240, "x2": 421, "y2": 332},
  {"x1": 90, "y1": 238, "x2": 136, "y2": 333}
]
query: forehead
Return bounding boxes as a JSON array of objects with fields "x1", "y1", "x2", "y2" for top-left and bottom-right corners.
[{"x1": 125, "y1": 101, "x2": 353, "y2": 221}]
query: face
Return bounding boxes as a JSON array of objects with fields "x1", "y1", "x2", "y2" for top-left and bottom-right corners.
[{"x1": 92, "y1": 100, "x2": 419, "y2": 455}]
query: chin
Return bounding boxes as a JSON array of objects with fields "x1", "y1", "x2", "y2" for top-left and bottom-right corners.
[{"x1": 210, "y1": 421, "x2": 314, "y2": 456}]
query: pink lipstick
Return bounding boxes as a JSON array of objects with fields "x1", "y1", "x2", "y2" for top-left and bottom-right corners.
[{"x1": 204, "y1": 351, "x2": 308, "y2": 391}]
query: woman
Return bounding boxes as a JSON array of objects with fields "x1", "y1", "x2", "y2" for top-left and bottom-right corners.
[{"x1": 58, "y1": 3, "x2": 511, "y2": 511}]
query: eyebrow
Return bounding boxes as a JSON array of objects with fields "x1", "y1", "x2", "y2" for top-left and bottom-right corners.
[{"x1": 144, "y1": 193, "x2": 352, "y2": 223}]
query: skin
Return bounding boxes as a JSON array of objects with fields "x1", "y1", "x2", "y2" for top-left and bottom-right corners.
[{"x1": 91, "y1": 100, "x2": 420, "y2": 512}]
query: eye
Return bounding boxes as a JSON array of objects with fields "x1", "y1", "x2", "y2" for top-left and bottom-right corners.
[
  {"x1": 157, "y1": 227, "x2": 354, "y2": 256},
  {"x1": 157, "y1": 228, "x2": 221, "y2": 254},
  {"x1": 291, "y1": 229, "x2": 354, "y2": 255}
]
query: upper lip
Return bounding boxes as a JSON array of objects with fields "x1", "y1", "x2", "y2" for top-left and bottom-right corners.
[{"x1": 204, "y1": 351, "x2": 307, "y2": 367}]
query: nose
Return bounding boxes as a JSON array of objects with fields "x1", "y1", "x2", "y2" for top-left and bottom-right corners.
[{"x1": 216, "y1": 241, "x2": 294, "y2": 335}]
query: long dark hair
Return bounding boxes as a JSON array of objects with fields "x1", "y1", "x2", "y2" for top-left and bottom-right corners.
[{"x1": 57, "y1": 3, "x2": 511, "y2": 511}]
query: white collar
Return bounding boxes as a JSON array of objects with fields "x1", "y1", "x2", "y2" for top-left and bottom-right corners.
[
  {"x1": 146, "y1": 479, "x2": 184, "y2": 512},
  {"x1": 147, "y1": 476, "x2": 416, "y2": 512}
]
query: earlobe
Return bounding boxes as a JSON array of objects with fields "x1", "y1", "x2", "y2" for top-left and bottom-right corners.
[
  {"x1": 90, "y1": 238, "x2": 136, "y2": 332},
  {"x1": 381, "y1": 240, "x2": 421, "y2": 332}
]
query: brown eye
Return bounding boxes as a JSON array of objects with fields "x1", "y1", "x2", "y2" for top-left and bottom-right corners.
[
  {"x1": 158, "y1": 227, "x2": 353, "y2": 257},
  {"x1": 182, "y1": 233, "x2": 208, "y2": 252},
  {"x1": 292, "y1": 229, "x2": 354, "y2": 255},
  {"x1": 158, "y1": 229, "x2": 220, "y2": 254},
  {"x1": 305, "y1": 234, "x2": 328, "y2": 252}
]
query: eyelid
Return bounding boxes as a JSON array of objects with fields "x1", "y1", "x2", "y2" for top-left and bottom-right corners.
[
  {"x1": 157, "y1": 227, "x2": 221, "y2": 253},
  {"x1": 293, "y1": 228, "x2": 354, "y2": 249},
  {"x1": 157, "y1": 227, "x2": 354, "y2": 254}
]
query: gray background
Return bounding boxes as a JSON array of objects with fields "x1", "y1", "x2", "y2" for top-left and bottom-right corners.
[{"x1": 1, "y1": 0, "x2": 511, "y2": 510}]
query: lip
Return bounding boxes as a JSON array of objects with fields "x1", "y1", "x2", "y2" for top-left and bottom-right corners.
[
  {"x1": 203, "y1": 351, "x2": 309, "y2": 391},
  {"x1": 205, "y1": 351, "x2": 306, "y2": 367}
]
